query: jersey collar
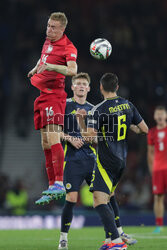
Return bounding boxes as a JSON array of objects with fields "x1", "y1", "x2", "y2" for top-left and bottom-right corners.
[
  {"x1": 106, "y1": 96, "x2": 119, "y2": 100},
  {"x1": 72, "y1": 97, "x2": 87, "y2": 105}
]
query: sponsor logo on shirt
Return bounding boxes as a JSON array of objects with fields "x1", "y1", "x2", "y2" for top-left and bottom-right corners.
[{"x1": 47, "y1": 117, "x2": 54, "y2": 122}]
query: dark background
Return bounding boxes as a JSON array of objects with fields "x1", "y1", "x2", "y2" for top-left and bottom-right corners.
[{"x1": 0, "y1": 0, "x2": 167, "y2": 213}]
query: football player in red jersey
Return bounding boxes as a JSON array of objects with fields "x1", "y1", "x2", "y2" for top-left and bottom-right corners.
[
  {"x1": 27, "y1": 12, "x2": 77, "y2": 199},
  {"x1": 147, "y1": 106, "x2": 167, "y2": 233}
]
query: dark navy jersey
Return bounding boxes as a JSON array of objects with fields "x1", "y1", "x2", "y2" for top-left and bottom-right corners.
[
  {"x1": 63, "y1": 97, "x2": 96, "y2": 161},
  {"x1": 87, "y1": 96, "x2": 143, "y2": 170}
]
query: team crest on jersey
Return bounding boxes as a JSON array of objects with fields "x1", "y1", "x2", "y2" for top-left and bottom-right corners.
[
  {"x1": 66, "y1": 183, "x2": 72, "y2": 190},
  {"x1": 158, "y1": 131, "x2": 165, "y2": 140},
  {"x1": 46, "y1": 45, "x2": 53, "y2": 53},
  {"x1": 71, "y1": 53, "x2": 76, "y2": 58}
]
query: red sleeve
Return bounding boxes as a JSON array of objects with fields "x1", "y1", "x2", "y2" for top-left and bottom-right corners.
[
  {"x1": 65, "y1": 43, "x2": 77, "y2": 62},
  {"x1": 147, "y1": 128, "x2": 154, "y2": 145}
]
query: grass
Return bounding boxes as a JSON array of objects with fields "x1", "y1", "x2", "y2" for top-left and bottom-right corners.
[{"x1": 0, "y1": 226, "x2": 166, "y2": 250}]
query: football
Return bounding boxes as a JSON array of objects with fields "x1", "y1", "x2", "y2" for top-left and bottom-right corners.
[{"x1": 90, "y1": 38, "x2": 112, "y2": 60}]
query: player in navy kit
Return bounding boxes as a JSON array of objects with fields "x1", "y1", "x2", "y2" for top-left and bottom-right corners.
[
  {"x1": 58, "y1": 73, "x2": 96, "y2": 250},
  {"x1": 76, "y1": 73, "x2": 148, "y2": 250}
]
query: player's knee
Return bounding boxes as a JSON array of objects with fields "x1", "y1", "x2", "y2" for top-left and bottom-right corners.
[
  {"x1": 66, "y1": 192, "x2": 78, "y2": 203},
  {"x1": 93, "y1": 192, "x2": 108, "y2": 208},
  {"x1": 155, "y1": 194, "x2": 164, "y2": 203}
]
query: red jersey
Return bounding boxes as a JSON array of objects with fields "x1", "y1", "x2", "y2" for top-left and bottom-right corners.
[
  {"x1": 31, "y1": 34, "x2": 77, "y2": 94},
  {"x1": 147, "y1": 126, "x2": 167, "y2": 171}
]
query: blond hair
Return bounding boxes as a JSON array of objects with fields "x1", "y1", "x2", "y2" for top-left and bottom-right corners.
[
  {"x1": 49, "y1": 12, "x2": 68, "y2": 28},
  {"x1": 72, "y1": 72, "x2": 91, "y2": 85}
]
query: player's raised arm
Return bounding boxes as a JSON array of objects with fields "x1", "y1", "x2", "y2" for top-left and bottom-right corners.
[
  {"x1": 27, "y1": 59, "x2": 40, "y2": 78},
  {"x1": 130, "y1": 120, "x2": 148, "y2": 134},
  {"x1": 37, "y1": 60, "x2": 77, "y2": 76}
]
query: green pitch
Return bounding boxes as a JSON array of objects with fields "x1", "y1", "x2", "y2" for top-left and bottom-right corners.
[{"x1": 0, "y1": 226, "x2": 166, "y2": 250}]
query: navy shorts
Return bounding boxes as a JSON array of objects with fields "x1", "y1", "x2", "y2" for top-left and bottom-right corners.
[
  {"x1": 90, "y1": 155, "x2": 125, "y2": 195},
  {"x1": 63, "y1": 158, "x2": 96, "y2": 193}
]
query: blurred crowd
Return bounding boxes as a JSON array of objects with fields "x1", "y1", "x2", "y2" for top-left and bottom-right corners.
[
  {"x1": 0, "y1": 0, "x2": 167, "y2": 213},
  {"x1": 0, "y1": 173, "x2": 28, "y2": 215}
]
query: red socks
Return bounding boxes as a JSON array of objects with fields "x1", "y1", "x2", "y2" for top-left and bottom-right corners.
[
  {"x1": 51, "y1": 143, "x2": 64, "y2": 182},
  {"x1": 44, "y1": 149, "x2": 55, "y2": 186},
  {"x1": 156, "y1": 217, "x2": 163, "y2": 226},
  {"x1": 44, "y1": 143, "x2": 64, "y2": 184}
]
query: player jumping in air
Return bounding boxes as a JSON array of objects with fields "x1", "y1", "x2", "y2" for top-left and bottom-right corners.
[
  {"x1": 76, "y1": 73, "x2": 148, "y2": 250},
  {"x1": 147, "y1": 106, "x2": 167, "y2": 233},
  {"x1": 27, "y1": 12, "x2": 77, "y2": 199}
]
